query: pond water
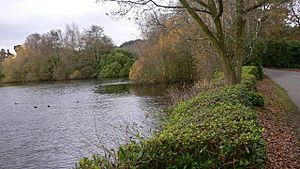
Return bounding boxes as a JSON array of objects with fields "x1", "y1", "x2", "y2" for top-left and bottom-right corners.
[{"x1": 0, "y1": 79, "x2": 170, "y2": 169}]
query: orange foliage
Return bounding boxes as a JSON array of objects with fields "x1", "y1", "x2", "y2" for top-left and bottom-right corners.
[{"x1": 129, "y1": 26, "x2": 195, "y2": 84}]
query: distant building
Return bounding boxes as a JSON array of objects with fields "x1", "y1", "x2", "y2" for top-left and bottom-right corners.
[
  {"x1": 0, "y1": 48, "x2": 14, "y2": 62},
  {"x1": 0, "y1": 49, "x2": 6, "y2": 62}
]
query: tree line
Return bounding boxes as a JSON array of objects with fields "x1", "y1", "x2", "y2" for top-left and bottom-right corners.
[{"x1": 0, "y1": 24, "x2": 135, "y2": 83}]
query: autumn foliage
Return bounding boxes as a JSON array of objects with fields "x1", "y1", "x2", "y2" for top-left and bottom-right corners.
[
  {"x1": 1, "y1": 24, "x2": 114, "y2": 82},
  {"x1": 129, "y1": 16, "x2": 200, "y2": 84}
]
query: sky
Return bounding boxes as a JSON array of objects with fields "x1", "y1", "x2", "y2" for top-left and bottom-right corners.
[{"x1": 0, "y1": 0, "x2": 140, "y2": 53}]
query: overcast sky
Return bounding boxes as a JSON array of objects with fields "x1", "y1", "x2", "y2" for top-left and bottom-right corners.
[{"x1": 0, "y1": 0, "x2": 140, "y2": 52}]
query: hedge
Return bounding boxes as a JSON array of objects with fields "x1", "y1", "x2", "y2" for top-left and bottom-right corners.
[
  {"x1": 250, "y1": 39, "x2": 300, "y2": 69},
  {"x1": 74, "y1": 66, "x2": 266, "y2": 169}
]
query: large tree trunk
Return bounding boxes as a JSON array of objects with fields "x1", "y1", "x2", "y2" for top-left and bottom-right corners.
[
  {"x1": 235, "y1": 0, "x2": 246, "y2": 84},
  {"x1": 218, "y1": 48, "x2": 238, "y2": 85},
  {"x1": 223, "y1": 56, "x2": 237, "y2": 85}
]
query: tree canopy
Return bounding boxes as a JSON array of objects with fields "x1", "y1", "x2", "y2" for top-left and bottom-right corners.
[{"x1": 1, "y1": 24, "x2": 116, "y2": 82}]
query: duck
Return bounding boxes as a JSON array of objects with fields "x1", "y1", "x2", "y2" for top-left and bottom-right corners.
[
  {"x1": 47, "y1": 105, "x2": 51, "y2": 107},
  {"x1": 34, "y1": 106, "x2": 38, "y2": 108}
]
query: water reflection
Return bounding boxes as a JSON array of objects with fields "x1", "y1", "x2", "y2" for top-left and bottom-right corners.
[
  {"x1": 97, "y1": 81, "x2": 172, "y2": 97},
  {"x1": 96, "y1": 83, "x2": 131, "y2": 94}
]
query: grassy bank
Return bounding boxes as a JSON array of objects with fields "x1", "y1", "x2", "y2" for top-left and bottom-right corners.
[
  {"x1": 256, "y1": 77, "x2": 300, "y2": 168},
  {"x1": 75, "y1": 66, "x2": 266, "y2": 169}
]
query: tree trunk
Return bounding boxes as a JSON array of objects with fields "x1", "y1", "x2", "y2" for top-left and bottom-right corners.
[
  {"x1": 219, "y1": 49, "x2": 237, "y2": 85},
  {"x1": 235, "y1": 0, "x2": 246, "y2": 83}
]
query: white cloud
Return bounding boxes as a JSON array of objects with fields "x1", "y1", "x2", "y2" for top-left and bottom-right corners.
[
  {"x1": 14, "y1": 0, "x2": 113, "y2": 17},
  {"x1": 0, "y1": 0, "x2": 140, "y2": 51}
]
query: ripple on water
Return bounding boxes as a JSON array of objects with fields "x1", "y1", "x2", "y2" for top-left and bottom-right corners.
[{"x1": 0, "y1": 79, "x2": 170, "y2": 169}]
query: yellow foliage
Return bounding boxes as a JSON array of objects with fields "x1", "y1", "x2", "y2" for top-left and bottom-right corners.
[
  {"x1": 70, "y1": 70, "x2": 82, "y2": 79},
  {"x1": 129, "y1": 34, "x2": 194, "y2": 84},
  {"x1": 14, "y1": 45, "x2": 29, "y2": 58}
]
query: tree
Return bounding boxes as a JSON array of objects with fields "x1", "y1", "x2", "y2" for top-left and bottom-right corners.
[
  {"x1": 64, "y1": 23, "x2": 82, "y2": 50},
  {"x1": 288, "y1": 0, "x2": 300, "y2": 28},
  {"x1": 81, "y1": 25, "x2": 114, "y2": 61},
  {"x1": 1, "y1": 24, "x2": 115, "y2": 82},
  {"x1": 97, "y1": 48, "x2": 135, "y2": 78},
  {"x1": 98, "y1": 0, "x2": 289, "y2": 84},
  {"x1": 129, "y1": 17, "x2": 196, "y2": 84}
]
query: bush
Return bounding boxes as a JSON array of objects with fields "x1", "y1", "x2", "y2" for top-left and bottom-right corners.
[
  {"x1": 253, "y1": 39, "x2": 300, "y2": 69},
  {"x1": 97, "y1": 48, "x2": 135, "y2": 78},
  {"x1": 0, "y1": 65, "x2": 4, "y2": 80},
  {"x1": 117, "y1": 104, "x2": 264, "y2": 169},
  {"x1": 70, "y1": 70, "x2": 83, "y2": 79},
  {"x1": 244, "y1": 39, "x2": 300, "y2": 78},
  {"x1": 129, "y1": 35, "x2": 195, "y2": 85},
  {"x1": 74, "y1": 155, "x2": 114, "y2": 169},
  {"x1": 75, "y1": 66, "x2": 266, "y2": 169},
  {"x1": 243, "y1": 45, "x2": 263, "y2": 80}
]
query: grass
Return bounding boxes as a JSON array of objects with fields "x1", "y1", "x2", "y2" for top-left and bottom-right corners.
[{"x1": 272, "y1": 81, "x2": 298, "y2": 115}]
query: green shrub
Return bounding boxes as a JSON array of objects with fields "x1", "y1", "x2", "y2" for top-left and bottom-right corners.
[
  {"x1": 115, "y1": 83, "x2": 265, "y2": 168},
  {"x1": 248, "y1": 91, "x2": 264, "y2": 107},
  {"x1": 100, "y1": 62, "x2": 123, "y2": 78},
  {"x1": 243, "y1": 42, "x2": 263, "y2": 79},
  {"x1": 212, "y1": 66, "x2": 259, "y2": 89},
  {"x1": 244, "y1": 39, "x2": 300, "y2": 77},
  {"x1": 74, "y1": 155, "x2": 114, "y2": 169},
  {"x1": 118, "y1": 103, "x2": 265, "y2": 169},
  {"x1": 75, "y1": 66, "x2": 266, "y2": 169},
  {"x1": 97, "y1": 48, "x2": 135, "y2": 78},
  {"x1": 242, "y1": 66, "x2": 258, "y2": 78},
  {"x1": 252, "y1": 39, "x2": 300, "y2": 69}
]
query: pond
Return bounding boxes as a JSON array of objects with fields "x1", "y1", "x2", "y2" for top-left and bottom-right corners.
[{"x1": 0, "y1": 79, "x2": 170, "y2": 169}]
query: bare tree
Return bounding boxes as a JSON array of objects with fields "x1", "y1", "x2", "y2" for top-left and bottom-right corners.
[
  {"x1": 289, "y1": 0, "x2": 300, "y2": 28},
  {"x1": 64, "y1": 23, "x2": 82, "y2": 50}
]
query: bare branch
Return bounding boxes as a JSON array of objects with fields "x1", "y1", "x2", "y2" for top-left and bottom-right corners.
[
  {"x1": 101, "y1": 0, "x2": 213, "y2": 14},
  {"x1": 245, "y1": 0, "x2": 269, "y2": 13},
  {"x1": 193, "y1": 0, "x2": 212, "y2": 10},
  {"x1": 215, "y1": 0, "x2": 223, "y2": 19},
  {"x1": 179, "y1": 0, "x2": 225, "y2": 57},
  {"x1": 246, "y1": 0, "x2": 290, "y2": 13}
]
